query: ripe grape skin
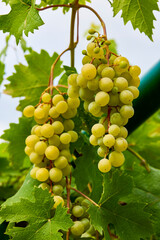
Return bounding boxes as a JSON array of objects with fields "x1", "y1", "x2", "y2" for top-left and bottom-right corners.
[
  {"x1": 77, "y1": 74, "x2": 88, "y2": 88},
  {"x1": 108, "y1": 124, "x2": 120, "y2": 137},
  {"x1": 56, "y1": 101, "x2": 68, "y2": 114},
  {"x1": 99, "y1": 77, "x2": 114, "y2": 92},
  {"x1": 72, "y1": 205, "x2": 84, "y2": 218},
  {"x1": 97, "y1": 64, "x2": 108, "y2": 75},
  {"x1": 30, "y1": 167, "x2": 40, "y2": 179},
  {"x1": 68, "y1": 130, "x2": 78, "y2": 142},
  {"x1": 49, "y1": 106, "x2": 60, "y2": 118},
  {"x1": 129, "y1": 65, "x2": 141, "y2": 77},
  {"x1": 109, "y1": 151, "x2": 125, "y2": 167},
  {"x1": 79, "y1": 88, "x2": 93, "y2": 101},
  {"x1": 34, "y1": 141, "x2": 47, "y2": 155},
  {"x1": 54, "y1": 156, "x2": 68, "y2": 169},
  {"x1": 81, "y1": 63, "x2": 97, "y2": 80},
  {"x1": 29, "y1": 152, "x2": 44, "y2": 164},
  {"x1": 62, "y1": 107, "x2": 77, "y2": 119},
  {"x1": 87, "y1": 77, "x2": 99, "y2": 91},
  {"x1": 89, "y1": 135, "x2": 98, "y2": 146},
  {"x1": 118, "y1": 126, "x2": 128, "y2": 138},
  {"x1": 114, "y1": 77, "x2": 128, "y2": 92},
  {"x1": 34, "y1": 107, "x2": 45, "y2": 119},
  {"x1": 63, "y1": 119, "x2": 75, "y2": 131},
  {"x1": 114, "y1": 56, "x2": 129, "y2": 74},
  {"x1": 49, "y1": 168, "x2": 63, "y2": 182},
  {"x1": 120, "y1": 105, "x2": 134, "y2": 119},
  {"x1": 34, "y1": 125, "x2": 42, "y2": 137},
  {"x1": 127, "y1": 86, "x2": 139, "y2": 99},
  {"x1": 71, "y1": 221, "x2": 85, "y2": 236},
  {"x1": 60, "y1": 133, "x2": 71, "y2": 144},
  {"x1": 52, "y1": 184, "x2": 63, "y2": 195},
  {"x1": 23, "y1": 105, "x2": 35, "y2": 117},
  {"x1": 101, "y1": 67, "x2": 115, "y2": 79},
  {"x1": 62, "y1": 164, "x2": 71, "y2": 176},
  {"x1": 80, "y1": 218, "x2": 90, "y2": 231},
  {"x1": 41, "y1": 124, "x2": 54, "y2": 138},
  {"x1": 52, "y1": 121, "x2": 64, "y2": 134},
  {"x1": 98, "y1": 158, "x2": 111, "y2": 173},
  {"x1": 97, "y1": 146, "x2": 108, "y2": 157},
  {"x1": 52, "y1": 94, "x2": 64, "y2": 105},
  {"x1": 42, "y1": 93, "x2": 51, "y2": 103},
  {"x1": 88, "y1": 101, "x2": 101, "y2": 115},
  {"x1": 67, "y1": 86, "x2": 79, "y2": 98},
  {"x1": 68, "y1": 73, "x2": 78, "y2": 86},
  {"x1": 38, "y1": 183, "x2": 50, "y2": 190},
  {"x1": 87, "y1": 42, "x2": 96, "y2": 56},
  {"x1": 103, "y1": 134, "x2": 115, "y2": 148},
  {"x1": 45, "y1": 146, "x2": 59, "y2": 160},
  {"x1": 91, "y1": 123, "x2": 105, "y2": 138},
  {"x1": 114, "y1": 137, "x2": 128, "y2": 152},
  {"x1": 82, "y1": 55, "x2": 92, "y2": 65},
  {"x1": 48, "y1": 135, "x2": 60, "y2": 147},
  {"x1": 36, "y1": 168, "x2": 49, "y2": 182},
  {"x1": 25, "y1": 146, "x2": 33, "y2": 156},
  {"x1": 120, "y1": 90, "x2": 134, "y2": 105},
  {"x1": 60, "y1": 150, "x2": 71, "y2": 161},
  {"x1": 25, "y1": 135, "x2": 39, "y2": 148},
  {"x1": 67, "y1": 97, "x2": 80, "y2": 109},
  {"x1": 110, "y1": 113, "x2": 124, "y2": 126},
  {"x1": 95, "y1": 91, "x2": 110, "y2": 106},
  {"x1": 75, "y1": 196, "x2": 85, "y2": 205},
  {"x1": 53, "y1": 196, "x2": 64, "y2": 208}
]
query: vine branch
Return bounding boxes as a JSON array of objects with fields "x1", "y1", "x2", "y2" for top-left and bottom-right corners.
[{"x1": 36, "y1": 4, "x2": 72, "y2": 11}]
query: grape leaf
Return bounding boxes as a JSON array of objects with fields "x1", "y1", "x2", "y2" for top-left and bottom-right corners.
[
  {"x1": 88, "y1": 171, "x2": 153, "y2": 240},
  {"x1": 4, "y1": 50, "x2": 63, "y2": 111},
  {"x1": 0, "y1": 1, "x2": 44, "y2": 44},
  {"x1": 0, "y1": 188, "x2": 73, "y2": 240},
  {"x1": 0, "y1": 61, "x2": 5, "y2": 84},
  {"x1": 111, "y1": 0, "x2": 159, "y2": 40}
]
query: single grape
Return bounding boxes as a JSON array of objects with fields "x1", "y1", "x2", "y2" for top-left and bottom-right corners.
[
  {"x1": 97, "y1": 146, "x2": 108, "y2": 157},
  {"x1": 63, "y1": 119, "x2": 75, "y2": 131},
  {"x1": 95, "y1": 91, "x2": 110, "y2": 106},
  {"x1": 62, "y1": 107, "x2": 77, "y2": 119},
  {"x1": 68, "y1": 73, "x2": 78, "y2": 86},
  {"x1": 83, "y1": 101, "x2": 90, "y2": 112},
  {"x1": 68, "y1": 130, "x2": 78, "y2": 142},
  {"x1": 91, "y1": 123, "x2": 105, "y2": 138},
  {"x1": 99, "y1": 77, "x2": 114, "y2": 92},
  {"x1": 23, "y1": 105, "x2": 35, "y2": 117},
  {"x1": 52, "y1": 184, "x2": 63, "y2": 195},
  {"x1": 49, "y1": 106, "x2": 60, "y2": 118},
  {"x1": 41, "y1": 124, "x2": 54, "y2": 138},
  {"x1": 129, "y1": 65, "x2": 141, "y2": 77},
  {"x1": 110, "y1": 113, "x2": 124, "y2": 126},
  {"x1": 55, "y1": 178, "x2": 66, "y2": 187},
  {"x1": 79, "y1": 88, "x2": 93, "y2": 101},
  {"x1": 97, "y1": 137, "x2": 105, "y2": 146},
  {"x1": 88, "y1": 101, "x2": 101, "y2": 115},
  {"x1": 109, "y1": 55, "x2": 117, "y2": 65},
  {"x1": 114, "y1": 56, "x2": 129, "y2": 74},
  {"x1": 89, "y1": 134, "x2": 98, "y2": 146},
  {"x1": 97, "y1": 64, "x2": 108, "y2": 75},
  {"x1": 67, "y1": 86, "x2": 79, "y2": 98},
  {"x1": 30, "y1": 167, "x2": 40, "y2": 179},
  {"x1": 67, "y1": 97, "x2": 80, "y2": 109},
  {"x1": 114, "y1": 77, "x2": 128, "y2": 92},
  {"x1": 71, "y1": 221, "x2": 85, "y2": 236},
  {"x1": 72, "y1": 205, "x2": 84, "y2": 218},
  {"x1": 52, "y1": 121, "x2": 64, "y2": 134},
  {"x1": 62, "y1": 164, "x2": 71, "y2": 176},
  {"x1": 120, "y1": 105, "x2": 134, "y2": 119},
  {"x1": 36, "y1": 168, "x2": 49, "y2": 182},
  {"x1": 129, "y1": 76, "x2": 140, "y2": 88},
  {"x1": 34, "y1": 116, "x2": 48, "y2": 125},
  {"x1": 127, "y1": 86, "x2": 139, "y2": 99},
  {"x1": 82, "y1": 55, "x2": 92, "y2": 65},
  {"x1": 108, "y1": 93, "x2": 119, "y2": 106},
  {"x1": 49, "y1": 168, "x2": 63, "y2": 182},
  {"x1": 87, "y1": 42, "x2": 96, "y2": 56},
  {"x1": 53, "y1": 195, "x2": 64, "y2": 208},
  {"x1": 34, "y1": 125, "x2": 42, "y2": 137},
  {"x1": 114, "y1": 137, "x2": 128, "y2": 152},
  {"x1": 48, "y1": 135, "x2": 60, "y2": 147},
  {"x1": 75, "y1": 196, "x2": 85, "y2": 205},
  {"x1": 25, "y1": 146, "x2": 33, "y2": 156},
  {"x1": 25, "y1": 135, "x2": 39, "y2": 148},
  {"x1": 108, "y1": 124, "x2": 120, "y2": 137},
  {"x1": 52, "y1": 94, "x2": 64, "y2": 105},
  {"x1": 54, "y1": 156, "x2": 68, "y2": 169},
  {"x1": 31, "y1": 125, "x2": 38, "y2": 135},
  {"x1": 81, "y1": 63, "x2": 97, "y2": 80},
  {"x1": 120, "y1": 90, "x2": 134, "y2": 105},
  {"x1": 98, "y1": 158, "x2": 111, "y2": 173},
  {"x1": 45, "y1": 146, "x2": 59, "y2": 160},
  {"x1": 80, "y1": 218, "x2": 90, "y2": 231},
  {"x1": 34, "y1": 107, "x2": 45, "y2": 119},
  {"x1": 38, "y1": 183, "x2": 50, "y2": 190},
  {"x1": 60, "y1": 149, "x2": 71, "y2": 161},
  {"x1": 87, "y1": 76, "x2": 99, "y2": 91},
  {"x1": 29, "y1": 152, "x2": 44, "y2": 164},
  {"x1": 103, "y1": 134, "x2": 115, "y2": 148},
  {"x1": 34, "y1": 141, "x2": 47, "y2": 155},
  {"x1": 118, "y1": 126, "x2": 128, "y2": 138},
  {"x1": 109, "y1": 151, "x2": 125, "y2": 167},
  {"x1": 101, "y1": 67, "x2": 115, "y2": 79},
  {"x1": 42, "y1": 93, "x2": 51, "y2": 103},
  {"x1": 77, "y1": 74, "x2": 88, "y2": 88},
  {"x1": 56, "y1": 101, "x2": 68, "y2": 114},
  {"x1": 60, "y1": 133, "x2": 71, "y2": 144}
]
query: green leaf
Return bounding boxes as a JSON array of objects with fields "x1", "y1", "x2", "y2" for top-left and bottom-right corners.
[
  {"x1": 112, "y1": 0, "x2": 159, "y2": 40},
  {"x1": 0, "y1": 61, "x2": 5, "y2": 84},
  {"x1": 0, "y1": 2, "x2": 44, "y2": 43},
  {"x1": 88, "y1": 171, "x2": 153, "y2": 240},
  {"x1": 4, "y1": 50, "x2": 63, "y2": 111},
  {"x1": 109, "y1": 39, "x2": 118, "y2": 54},
  {"x1": 0, "y1": 187, "x2": 73, "y2": 240}
]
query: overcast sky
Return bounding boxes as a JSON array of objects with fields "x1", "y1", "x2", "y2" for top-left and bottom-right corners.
[{"x1": 0, "y1": 0, "x2": 160, "y2": 138}]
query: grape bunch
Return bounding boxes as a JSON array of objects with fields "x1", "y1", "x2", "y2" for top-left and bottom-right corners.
[
  {"x1": 67, "y1": 30, "x2": 140, "y2": 173},
  {"x1": 23, "y1": 90, "x2": 79, "y2": 208}
]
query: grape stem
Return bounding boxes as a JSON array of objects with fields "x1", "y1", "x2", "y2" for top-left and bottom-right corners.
[
  {"x1": 96, "y1": 230, "x2": 99, "y2": 240},
  {"x1": 70, "y1": 187, "x2": 100, "y2": 207},
  {"x1": 127, "y1": 146, "x2": 150, "y2": 172},
  {"x1": 107, "y1": 225, "x2": 118, "y2": 239}
]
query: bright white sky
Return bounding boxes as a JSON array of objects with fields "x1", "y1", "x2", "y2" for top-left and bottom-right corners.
[{"x1": 0, "y1": 0, "x2": 160, "y2": 137}]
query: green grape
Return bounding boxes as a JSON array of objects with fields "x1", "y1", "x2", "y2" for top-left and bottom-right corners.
[
  {"x1": 68, "y1": 130, "x2": 78, "y2": 142},
  {"x1": 119, "y1": 90, "x2": 134, "y2": 105},
  {"x1": 63, "y1": 119, "x2": 75, "y2": 131},
  {"x1": 88, "y1": 29, "x2": 96, "y2": 34},
  {"x1": 34, "y1": 107, "x2": 45, "y2": 119},
  {"x1": 54, "y1": 156, "x2": 68, "y2": 169},
  {"x1": 48, "y1": 135, "x2": 60, "y2": 147},
  {"x1": 92, "y1": 58, "x2": 101, "y2": 67},
  {"x1": 97, "y1": 64, "x2": 108, "y2": 75},
  {"x1": 129, "y1": 76, "x2": 140, "y2": 87},
  {"x1": 77, "y1": 74, "x2": 88, "y2": 88},
  {"x1": 129, "y1": 65, "x2": 141, "y2": 77},
  {"x1": 93, "y1": 47, "x2": 104, "y2": 59},
  {"x1": 127, "y1": 86, "x2": 139, "y2": 99},
  {"x1": 25, "y1": 135, "x2": 39, "y2": 148},
  {"x1": 71, "y1": 221, "x2": 85, "y2": 236},
  {"x1": 52, "y1": 94, "x2": 64, "y2": 105},
  {"x1": 68, "y1": 73, "x2": 78, "y2": 86},
  {"x1": 60, "y1": 149, "x2": 71, "y2": 161},
  {"x1": 25, "y1": 146, "x2": 33, "y2": 156},
  {"x1": 34, "y1": 116, "x2": 48, "y2": 125},
  {"x1": 122, "y1": 118, "x2": 128, "y2": 126},
  {"x1": 81, "y1": 232, "x2": 92, "y2": 238},
  {"x1": 30, "y1": 167, "x2": 40, "y2": 179},
  {"x1": 34, "y1": 125, "x2": 42, "y2": 137},
  {"x1": 49, "y1": 168, "x2": 63, "y2": 182},
  {"x1": 82, "y1": 55, "x2": 92, "y2": 65},
  {"x1": 93, "y1": 111, "x2": 103, "y2": 117},
  {"x1": 34, "y1": 141, "x2": 47, "y2": 155},
  {"x1": 120, "y1": 105, "x2": 134, "y2": 119},
  {"x1": 87, "y1": 42, "x2": 96, "y2": 56},
  {"x1": 41, "y1": 124, "x2": 54, "y2": 138},
  {"x1": 41, "y1": 103, "x2": 50, "y2": 115},
  {"x1": 23, "y1": 105, "x2": 35, "y2": 117},
  {"x1": 42, "y1": 93, "x2": 51, "y2": 103},
  {"x1": 114, "y1": 56, "x2": 129, "y2": 74},
  {"x1": 99, "y1": 117, "x2": 108, "y2": 129},
  {"x1": 79, "y1": 88, "x2": 93, "y2": 101},
  {"x1": 94, "y1": 46, "x2": 100, "y2": 54},
  {"x1": 49, "y1": 106, "x2": 60, "y2": 118},
  {"x1": 67, "y1": 97, "x2": 80, "y2": 109},
  {"x1": 52, "y1": 121, "x2": 64, "y2": 134},
  {"x1": 110, "y1": 113, "x2": 124, "y2": 126},
  {"x1": 29, "y1": 152, "x2": 44, "y2": 164},
  {"x1": 72, "y1": 205, "x2": 84, "y2": 218},
  {"x1": 97, "y1": 146, "x2": 108, "y2": 157},
  {"x1": 67, "y1": 86, "x2": 79, "y2": 98},
  {"x1": 88, "y1": 101, "x2": 101, "y2": 115},
  {"x1": 86, "y1": 225, "x2": 96, "y2": 235},
  {"x1": 36, "y1": 168, "x2": 49, "y2": 182},
  {"x1": 31, "y1": 125, "x2": 38, "y2": 135},
  {"x1": 89, "y1": 134, "x2": 98, "y2": 146},
  {"x1": 98, "y1": 158, "x2": 111, "y2": 173},
  {"x1": 87, "y1": 76, "x2": 99, "y2": 91},
  {"x1": 108, "y1": 124, "x2": 120, "y2": 137},
  {"x1": 55, "y1": 177, "x2": 66, "y2": 187},
  {"x1": 53, "y1": 195, "x2": 64, "y2": 208},
  {"x1": 99, "y1": 77, "x2": 114, "y2": 92},
  {"x1": 109, "y1": 151, "x2": 125, "y2": 167},
  {"x1": 62, "y1": 107, "x2": 77, "y2": 119},
  {"x1": 108, "y1": 93, "x2": 119, "y2": 106},
  {"x1": 91, "y1": 123, "x2": 105, "y2": 138},
  {"x1": 95, "y1": 91, "x2": 110, "y2": 106},
  {"x1": 109, "y1": 55, "x2": 116, "y2": 65},
  {"x1": 87, "y1": 35, "x2": 92, "y2": 40},
  {"x1": 81, "y1": 199, "x2": 90, "y2": 208},
  {"x1": 60, "y1": 133, "x2": 71, "y2": 144},
  {"x1": 38, "y1": 183, "x2": 50, "y2": 190},
  {"x1": 118, "y1": 126, "x2": 128, "y2": 138},
  {"x1": 75, "y1": 196, "x2": 85, "y2": 205},
  {"x1": 62, "y1": 164, "x2": 71, "y2": 176},
  {"x1": 82, "y1": 49, "x2": 87, "y2": 55},
  {"x1": 101, "y1": 67, "x2": 115, "y2": 79},
  {"x1": 55, "y1": 101, "x2": 68, "y2": 114},
  {"x1": 97, "y1": 137, "x2": 105, "y2": 146},
  {"x1": 119, "y1": 61, "x2": 128, "y2": 69},
  {"x1": 112, "y1": 86, "x2": 119, "y2": 94},
  {"x1": 83, "y1": 101, "x2": 90, "y2": 112},
  {"x1": 80, "y1": 218, "x2": 90, "y2": 231},
  {"x1": 52, "y1": 184, "x2": 63, "y2": 195},
  {"x1": 45, "y1": 146, "x2": 59, "y2": 160},
  {"x1": 114, "y1": 77, "x2": 128, "y2": 92},
  {"x1": 81, "y1": 63, "x2": 97, "y2": 80},
  {"x1": 114, "y1": 137, "x2": 128, "y2": 152},
  {"x1": 103, "y1": 134, "x2": 115, "y2": 148}
]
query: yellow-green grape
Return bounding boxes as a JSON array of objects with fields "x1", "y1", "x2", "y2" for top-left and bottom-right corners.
[
  {"x1": 99, "y1": 116, "x2": 108, "y2": 129},
  {"x1": 99, "y1": 77, "x2": 113, "y2": 92},
  {"x1": 34, "y1": 125, "x2": 42, "y2": 137},
  {"x1": 60, "y1": 133, "x2": 71, "y2": 144},
  {"x1": 109, "y1": 55, "x2": 117, "y2": 65},
  {"x1": 62, "y1": 107, "x2": 77, "y2": 119},
  {"x1": 34, "y1": 141, "x2": 47, "y2": 155},
  {"x1": 88, "y1": 28, "x2": 96, "y2": 34},
  {"x1": 86, "y1": 42, "x2": 96, "y2": 56},
  {"x1": 110, "y1": 113, "x2": 124, "y2": 126},
  {"x1": 29, "y1": 152, "x2": 44, "y2": 164},
  {"x1": 98, "y1": 158, "x2": 111, "y2": 173},
  {"x1": 53, "y1": 196, "x2": 64, "y2": 208},
  {"x1": 34, "y1": 106, "x2": 45, "y2": 119},
  {"x1": 91, "y1": 123, "x2": 105, "y2": 138},
  {"x1": 93, "y1": 111, "x2": 103, "y2": 117},
  {"x1": 114, "y1": 77, "x2": 128, "y2": 92},
  {"x1": 60, "y1": 149, "x2": 71, "y2": 161},
  {"x1": 35, "y1": 161, "x2": 47, "y2": 168},
  {"x1": 103, "y1": 134, "x2": 115, "y2": 148},
  {"x1": 38, "y1": 183, "x2": 50, "y2": 190},
  {"x1": 48, "y1": 135, "x2": 60, "y2": 147},
  {"x1": 68, "y1": 73, "x2": 78, "y2": 86},
  {"x1": 120, "y1": 105, "x2": 134, "y2": 119},
  {"x1": 79, "y1": 88, "x2": 93, "y2": 101},
  {"x1": 122, "y1": 118, "x2": 128, "y2": 126},
  {"x1": 52, "y1": 94, "x2": 64, "y2": 105},
  {"x1": 127, "y1": 86, "x2": 139, "y2": 99},
  {"x1": 87, "y1": 77, "x2": 99, "y2": 91},
  {"x1": 34, "y1": 116, "x2": 48, "y2": 125},
  {"x1": 97, "y1": 137, "x2": 105, "y2": 146},
  {"x1": 58, "y1": 143, "x2": 70, "y2": 150},
  {"x1": 108, "y1": 93, "x2": 119, "y2": 106},
  {"x1": 129, "y1": 65, "x2": 141, "y2": 77},
  {"x1": 52, "y1": 121, "x2": 64, "y2": 134},
  {"x1": 23, "y1": 105, "x2": 35, "y2": 117},
  {"x1": 93, "y1": 47, "x2": 104, "y2": 59},
  {"x1": 49, "y1": 106, "x2": 60, "y2": 118},
  {"x1": 52, "y1": 184, "x2": 63, "y2": 195},
  {"x1": 45, "y1": 146, "x2": 59, "y2": 160},
  {"x1": 49, "y1": 168, "x2": 63, "y2": 182},
  {"x1": 41, "y1": 103, "x2": 51, "y2": 114},
  {"x1": 55, "y1": 178, "x2": 66, "y2": 187},
  {"x1": 75, "y1": 196, "x2": 85, "y2": 205},
  {"x1": 97, "y1": 64, "x2": 108, "y2": 75},
  {"x1": 112, "y1": 86, "x2": 119, "y2": 94},
  {"x1": 95, "y1": 91, "x2": 110, "y2": 106},
  {"x1": 120, "y1": 90, "x2": 134, "y2": 105},
  {"x1": 72, "y1": 205, "x2": 84, "y2": 218},
  {"x1": 25, "y1": 146, "x2": 33, "y2": 156},
  {"x1": 41, "y1": 124, "x2": 54, "y2": 138},
  {"x1": 36, "y1": 168, "x2": 49, "y2": 182},
  {"x1": 68, "y1": 131, "x2": 78, "y2": 142},
  {"x1": 81, "y1": 232, "x2": 92, "y2": 238},
  {"x1": 114, "y1": 137, "x2": 128, "y2": 152},
  {"x1": 109, "y1": 151, "x2": 125, "y2": 167},
  {"x1": 77, "y1": 74, "x2": 88, "y2": 88},
  {"x1": 101, "y1": 67, "x2": 115, "y2": 79},
  {"x1": 42, "y1": 93, "x2": 51, "y2": 103},
  {"x1": 108, "y1": 124, "x2": 120, "y2": 137},
  {"x1": 25, "y1": 135, "x2": 39, "y2": 148},
  {"x1": 71, "y1": 221, "x2": 85, "y2": 236},
  {"x1": 55, "y1": 101, "x2": 68, "y2": 114},
  {"x1": 54, "y1": 156, "x2": 68, "y2": 169},
  {"x1": 62, "y1": 164, "x2": 71, "y2": 176},
  {"x1": 129, "y1": 77, "x2": 140, "y2": 87},
  {"x1": 81, "y1": 63, "x2": 97, "y2": 80},
  {"x1": 88, "y1": 101, "x2": 101, "y2": 116},
  {"x1": 89, "y1": 135, "x2": 98, "y2": 146},
  {"x1": 67, "y1": 86, "x2": 79, "y2": 98},
  {"x1": 82, "y1": 55, "x2": 92, "y2": 65},
  {"x1": 80, "y1": 218, "x2": 90, "y2": 232},
  {"x1": 114, "y1": 56, "x2": 129, "y2": 73},
  {"x1": 118, "y1": 126, "x2": 128, "y2": 138},
  {"x1": 63, "y1": 119, "x2": 75, "y2": 131},
  {"x1": 31, "y1": 125, "x2": 37, "y2": 135},
  {"x1": 67, "y1": 97, "x2": 80, "y2": 109},
  {"x1": 83, "y1": 101, "x2": 90, "y2": 112},
  {"x1": 30, "y1": 167, "x2": 40, "y2": 179},
  {"x1": 92, "y1": 58, "x2": 101, "y2": 67},
  {"x1": 97, "y1": 146, "x2": 108, "y2": 157}
]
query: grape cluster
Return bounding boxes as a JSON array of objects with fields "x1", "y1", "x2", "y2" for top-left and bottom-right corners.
[
  {"x1": 23, "y1": 91, "x2": 79, "y2": 208},
  {"x1": 67, "y1": 31, "x2": 140, "y2": 173}
]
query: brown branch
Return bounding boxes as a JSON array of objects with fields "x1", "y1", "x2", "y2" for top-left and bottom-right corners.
[{"x1": 36, "y1": 4, "x2": 72, "y2": 11}]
